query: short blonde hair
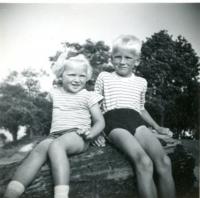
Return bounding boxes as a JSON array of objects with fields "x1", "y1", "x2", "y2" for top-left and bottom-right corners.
[
  {"x1": 52, "y1": 54, "x2": 93, "y2": 81},
  {"x1": 112, "y1": 35, "x2": 142, "y2": 56}
]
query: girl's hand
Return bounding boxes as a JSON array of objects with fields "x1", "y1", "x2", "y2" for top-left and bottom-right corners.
[
  {"x1": 156, "y1": 126, "x2": 173, "y2": 137},
  {"x1": 84, "y1": 130, "x2": 93, "y2": 140},
  {"x1": 76, "y1": 129, "x2": 93, "y2": 140}
]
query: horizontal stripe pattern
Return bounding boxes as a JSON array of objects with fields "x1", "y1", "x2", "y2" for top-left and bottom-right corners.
[
  {"x1": 95, "y1": 71, "x2": 147, "y2": 113},
  {"x1": 49, "y1": 87, "x2": 102, "y2": 133}
]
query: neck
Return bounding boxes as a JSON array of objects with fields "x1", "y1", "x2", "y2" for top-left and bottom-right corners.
[{"x1": 115, "y1": 72, "x2": 133, "y2": 78}]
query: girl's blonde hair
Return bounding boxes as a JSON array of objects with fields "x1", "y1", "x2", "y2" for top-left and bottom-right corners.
[
  {"x1": 112, "y1": 34, "x2": 142, "y2": 56},
  {"x1": 52, "y1": 54, "x2": 93, "y2": 81}
]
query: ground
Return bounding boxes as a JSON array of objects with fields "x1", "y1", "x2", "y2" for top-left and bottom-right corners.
[{"x1": 0, "y1": 137, "x2": 199, "y2": 198}]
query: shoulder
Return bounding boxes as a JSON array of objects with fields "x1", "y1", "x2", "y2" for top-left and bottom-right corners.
[
  {"x1": 96, "y1": 72, "x2": 116, "y2": 84},
  {"x1": 46, "y1": 86, "x2": 63, "y2": 101},
  {"x1": 134, "y1": 75, "x2": 147, "y2": 86},
  {"x1": 97, "y1": 71, "x2": 113, "y2": 79},
  {"x1": 81, "y1": 90, "x2": 103, "y2": 106},
  {"x1": 78, "y1": 89, "x2": 93, "y2": 99},
  {"x1": 50, "y1": 86, "x2": 64, "y2": 95},
  {"x1": 83, "y1": 89, "x2": 102, "y2": 98}
]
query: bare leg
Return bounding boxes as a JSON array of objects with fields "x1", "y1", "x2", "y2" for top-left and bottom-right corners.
[
  {"x1": 48, "y1": 132, "x2": 87, "y2": 185},
  {"x1": 4, "y1": 138, "x2": 53, "y2": 198},
  {"x1": 108, "y1": 128, "x2": 157, "y2": 198},
  {"x1": 135, "y1": 126, "x2": 176, "y2": 198}
]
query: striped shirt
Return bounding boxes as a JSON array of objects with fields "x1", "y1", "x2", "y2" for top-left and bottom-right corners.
[
  {"x1": 48, "y1": 87, "x2": 102, "y2": 133},
  {"x1": 94, "y1": 71, "x2": 147, "y2": 114}
]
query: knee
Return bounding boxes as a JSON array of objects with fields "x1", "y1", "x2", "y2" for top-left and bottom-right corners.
[
  {"x1": 136, "y1": 125, "x2": 149, "y2": 134},
  {"x1": 157, "y1": 155, "x2": 172, "y2": 175},
  {"x1": 48, "y1": 140, "x2": 62, "y2": 156},
  {"x1": 31, "y1": 142, "x2": 49, "y2": 157},
  {"x1": 136, "y1": 155, "x2": 154, "y2": 174}
]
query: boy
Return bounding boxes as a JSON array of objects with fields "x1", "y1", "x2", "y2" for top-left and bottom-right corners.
[{"x1": 95, "y1": 35, "x2": 176, "y2": 198}]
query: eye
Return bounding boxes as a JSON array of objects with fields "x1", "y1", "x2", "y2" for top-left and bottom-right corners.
[
  {"x1": 114, "y1": 55, "x2": 121, "y2": 58},
  {"x1": 125, "y1": 56, "x2": 133, "y2": 60},
  {"x1": 80, "y1": 74, "x2": 86, "y2": 78},
  {"x1": 67, "y1": 73, "x2": 76, "y2": 77}
]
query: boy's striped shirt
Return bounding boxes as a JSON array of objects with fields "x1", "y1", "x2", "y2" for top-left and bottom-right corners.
[{"x1": 95, "y1": 71, "x2": 147, "y2": 114}]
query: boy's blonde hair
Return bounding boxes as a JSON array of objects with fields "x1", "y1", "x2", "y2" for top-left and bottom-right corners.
[
  {"x1": 112, "y1": 35, "x2": 142, "y2": 56},
  {"x1": 52, "y1": 54, "x2": 93, "y2": 81}
]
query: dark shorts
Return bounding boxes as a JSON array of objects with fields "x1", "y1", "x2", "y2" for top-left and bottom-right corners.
[{"x1": 104, "y1": 108, "x2": 150, "y2": 136}]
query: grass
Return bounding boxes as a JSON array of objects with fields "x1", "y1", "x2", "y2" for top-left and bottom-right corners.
[{"x1": 181, "y1": 139, "x2": 199, "y2": 165}]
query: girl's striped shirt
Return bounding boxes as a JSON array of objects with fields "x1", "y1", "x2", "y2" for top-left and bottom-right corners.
[
  {"x1": 48, "y1": 87, "x2": 102, "y2": 133},
  {"x1": 94, "y1": 71, "x2": 147, "y2": 114}
]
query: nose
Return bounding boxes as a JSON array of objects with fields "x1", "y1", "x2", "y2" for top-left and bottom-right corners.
[
  {"x1": 120, "y1": 57, "x2": 126, "y2": 65},
  {"x1": 73, "y1": 75, "x2": 80, "y2": 82}
]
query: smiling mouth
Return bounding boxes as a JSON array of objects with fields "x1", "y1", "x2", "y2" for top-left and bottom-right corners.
[
  {"x1": 119, "y1": 67, "x2": 128, "y2": 70},
  {"x1": 72, "y1": 83, "x2": 82, "y2": 88}
]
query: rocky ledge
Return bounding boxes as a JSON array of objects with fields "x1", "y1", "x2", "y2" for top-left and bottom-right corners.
[{"x1": 0, "y1": 135, "x2": 196, "y2": 198}]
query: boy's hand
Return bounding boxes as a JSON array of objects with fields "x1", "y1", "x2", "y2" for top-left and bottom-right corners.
[
  {"x1": 92, "y1": 135, "x2": 106, "y2": 147},
  {"x1": 156, "y1": 126, "x2": 173, "y2": 137}
]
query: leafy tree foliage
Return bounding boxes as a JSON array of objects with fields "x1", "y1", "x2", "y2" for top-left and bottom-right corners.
[
  {"x1": 137, "y1": 30, "x2": 200, "y2": 137},
  {"x1": 0, "y1": 69, "x2": 52, "y2": 142}
]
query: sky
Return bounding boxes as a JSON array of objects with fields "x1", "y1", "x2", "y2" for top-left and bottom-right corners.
[{"x1": 0, "y1": 3, "x2": 200, "y2": 90}]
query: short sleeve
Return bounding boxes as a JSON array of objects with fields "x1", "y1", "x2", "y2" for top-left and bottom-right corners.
[
  {"x1": 94, "y1": 72, "x2": 104, "y2": 96},
  {"x1": 46, "y1": 89, "x2": 53, "y2": 102},
  {"x1": 46, "y1": 86, "x2": 58, "y2": 102},
  {"x1": 87, "y1": 91, "x2": 103, "y2": 109},
  {"x1": 140, "y1": 79, "x2": 147, "y2": 110}
]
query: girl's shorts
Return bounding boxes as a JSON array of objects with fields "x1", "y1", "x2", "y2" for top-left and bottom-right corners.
[
  {"x1": 48, "y1": 128, "x2": 90, "y2": 151},
  {"x1": 48, "y1": 128, "x2": 78, "y2": 139},
  {"x1": 103, "y1": 108, "x2": 150, "y2": 136}
]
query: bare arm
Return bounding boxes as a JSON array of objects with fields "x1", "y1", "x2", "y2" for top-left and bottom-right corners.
[
  {"x1": 140, "y1": 108, "x2": 173, "y2": 136},
  {"x1": 84, "y1": 103, "x2": 105, "y2": 140},
  {"x1": 140, "y1": 108, "x2": 160, "y2": 130}
]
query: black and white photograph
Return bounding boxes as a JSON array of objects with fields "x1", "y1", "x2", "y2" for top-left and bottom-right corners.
[{"x1": 0, "y1": 2, "x2": 199, "y2": 198}]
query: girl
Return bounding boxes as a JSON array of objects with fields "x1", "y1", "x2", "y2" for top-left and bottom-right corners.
[{"x1": 4, "y1": 52, "x2": 105, "y2": 198}]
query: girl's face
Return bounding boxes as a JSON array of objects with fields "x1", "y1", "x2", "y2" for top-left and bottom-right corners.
[
  {"x1": 62, "y1": 63, "x2": 87, "y2": 93},
  {"x1": 111, "y1": 47, "x2": 139, "y2": 77}
]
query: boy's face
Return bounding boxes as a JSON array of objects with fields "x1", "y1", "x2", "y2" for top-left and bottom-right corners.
[
  {"x1": 111, "y1": 47, "x2": 139, "y2": 77},
  {"x1": 62, "y1": 63, "x2": 87, "y2": 93}
]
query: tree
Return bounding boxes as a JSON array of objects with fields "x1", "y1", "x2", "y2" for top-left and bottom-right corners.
[
  {"x1": 138, "y1": 30, "x2": 200, "y2": 136},
  {"x1": 0, "y1": 83, "x2": 31, "y2": 141},
  {"x1": 5, "y1": 68, "x2": 49, "y2": 97},
  {"x1": 0, "y1": 69, "x2": 52, "y2": 142}
]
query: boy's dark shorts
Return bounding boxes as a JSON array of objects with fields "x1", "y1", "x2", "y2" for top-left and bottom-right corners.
[{"x1": 104, "y1": 108, "x2": 150, "y2": 136}]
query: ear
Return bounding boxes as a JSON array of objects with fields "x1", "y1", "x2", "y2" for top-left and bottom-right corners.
[
  {"x1": 110, "y1": 55, "x2": 114, "y2": 65},
  {"x1": 134, "y1": 58, "x2": 140, "y2": 67},
  {"x1": 58, "y1": 77, "x2": 63, "y2": 84}
]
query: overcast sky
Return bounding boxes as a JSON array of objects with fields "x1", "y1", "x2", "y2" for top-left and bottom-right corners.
[{"x1": 0, "y1": 3, "x2": 199, "y2": 87}]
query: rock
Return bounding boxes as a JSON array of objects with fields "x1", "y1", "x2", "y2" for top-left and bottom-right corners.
[{"x1": 0, "y1": 136, "x2": 196, "y2": 198}]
